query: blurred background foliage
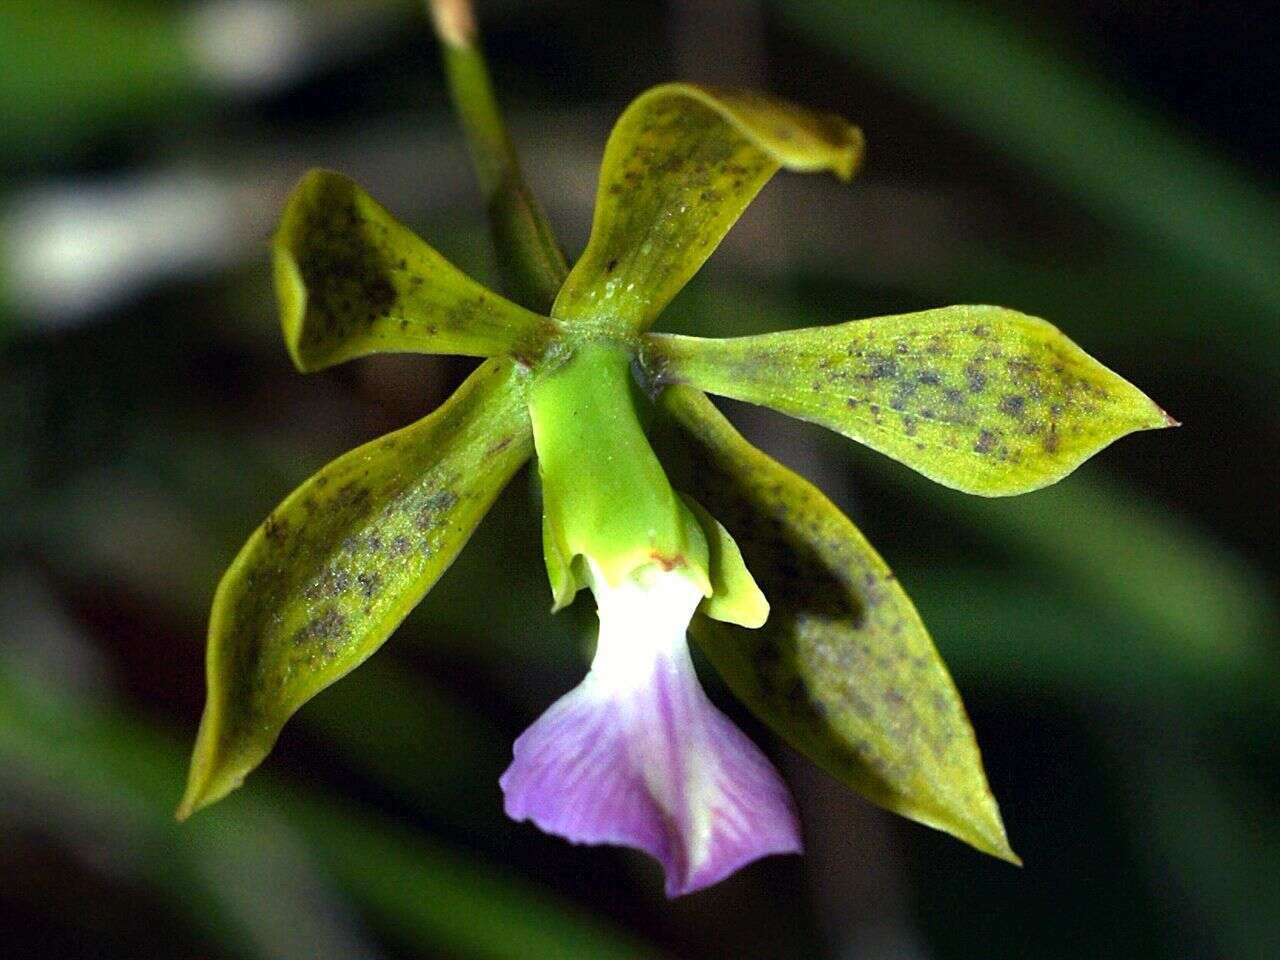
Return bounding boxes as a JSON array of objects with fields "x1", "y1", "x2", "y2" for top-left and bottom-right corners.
[{"x1": 1, "y1": 0, "x2": 1277, "y2": 957}]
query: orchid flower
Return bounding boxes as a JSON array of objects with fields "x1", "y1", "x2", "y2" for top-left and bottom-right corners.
[
  {"x1": 502, "y1": 337, "x2": 799, "y2": 895},
  {"x1": 177, "y1": 69, "x2": 1172, "y2": 898}
]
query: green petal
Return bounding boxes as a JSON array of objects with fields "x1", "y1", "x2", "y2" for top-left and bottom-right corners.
[
  {"x1": 646, "y1": 305, "x2": 1174, "y2": 497},
  {"x1": 661, "y1": 385, "x2": 1018, "y2": 863},
  {"x1": 679, "y1": 493, "x2": 769, "y2": 629},
  {"x1": 274, "y1": 170, "x2": 556, "y2": 371},
  {"x1": 177, "y1": 358, "x2": 533, "y2": 819},
  {"x1": 552, "y1": 84, "x2": 863, "y2": 334}
]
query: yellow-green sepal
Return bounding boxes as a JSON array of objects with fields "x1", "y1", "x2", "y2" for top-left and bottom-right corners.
[
  {"x1": 551, "y1": 84, "x2": 864, "y2": 335},
  {"x1": 662, "y1": 385, "x2": 1018, "y2": 864},
  {"x1": 646, "y1": 305, "x2": 1175, "y2": 497},
  {"x1": 274, "y1": 170, "x2": 557, "y2": 371},
  {"x1": 177, "y1": 358, "x2": 533, "y2": 820},
  {"x1": 680, "y1": 493, "x2": 769, "y2": 629},
  {"x1": 529, "y1": 341, "x2": 710, "y2": 599}
]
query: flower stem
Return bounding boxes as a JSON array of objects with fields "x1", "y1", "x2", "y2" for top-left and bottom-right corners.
[{"x1": 426, "y1": 0, "x2": 568, "y2": 313}]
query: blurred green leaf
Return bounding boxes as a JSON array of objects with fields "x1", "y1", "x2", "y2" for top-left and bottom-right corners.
[
  {"x1": 0, "y1": 631, "x2": 662, "y2": 960},
  {"x1": 275, "y1": 171, "x2": 557, "y2": 371},
  {"x1": 662, "y1": 386, "x2": 1017, "y2": 863},
  {"x1": 775, "y1": 0, "x2": 1280, "y2": 331},
  {"x1": 180, "y1": 358, "x2": 533, "y2": 819},
  {"x1": 1125, "y1": 737, "x2": 1280, "y2": 960},
  {"x1": 552, "y1": 83, "x2": 863, "y2": 333},
  {"x1": 0, "y1": 1, "x2": 192, "y2": 162},
  {"x1": 292, "y1": 799, "x2": 662, "y2": 960},
  {"x1": 647, "y1": 304, "x2": 1172, "y2": 496},
  {"x1": 911, "y1": 244, "x2": 1277, "y2": 376},
  {"x1": 889, "y1": 467, "x2": 1279, "y2": 676},
  {"x1": 301, "y1": 656, "x2": 511, "y2": 826},
  {"x1": 910, "y1": 567, "x2": 1276, "y2": 718},
  {"x1": 0, "y1": 674, "x2": 380, "y2": 959}
]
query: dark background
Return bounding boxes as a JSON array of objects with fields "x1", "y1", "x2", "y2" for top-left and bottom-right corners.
[{"x1": 1, "y1": 1, "x2": 1277, "y2": 957}]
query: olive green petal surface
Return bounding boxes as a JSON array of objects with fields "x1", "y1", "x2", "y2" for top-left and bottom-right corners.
[
  {"x1": 178, "y1": 359, "x2": 533, "y2": 819},
  {"x1": 274, "y1": 170, "x2": 555, "y2": 371},
  {"x1": 662, "y1": 386, "x2": 1017, "y2": 863},
  {"x1": 552, "y1": 84, "x2": 864, "y2": 333},
  {"x1": 647, "y1": 305, "x2": 1174, "y2": 497}
]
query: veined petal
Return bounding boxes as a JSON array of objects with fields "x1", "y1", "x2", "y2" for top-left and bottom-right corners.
[{"x1": 500, "y1": 567, "x2": 800, "y2": 896}]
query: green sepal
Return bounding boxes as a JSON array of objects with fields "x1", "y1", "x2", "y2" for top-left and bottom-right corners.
[
  {"x1": 661, "y1": 385, "x2": 1018, "y2": 864},
  {"x1": 679, "y1": 493, "x2": 769, "y2": 629},
  {"x1": 529, "y1": 341, "x2": 709, "y2": 597},
  {"x1": 552, "y1": 84, "x2": 864, "y2": 335},
  {"x1": 646, "y1": 304, "x2": 1175, "y2": 497},
  {"x1": 274, "y1": 170, "x2": 557, "y2": 371},
  {"x1": 177, "y1": 358, "x2": 533, "y2": 819}
]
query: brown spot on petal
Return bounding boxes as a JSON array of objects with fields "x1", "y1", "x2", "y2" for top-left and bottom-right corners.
[{"x1": 999, "y1": 394, "x2": 1026, "y2": 418}]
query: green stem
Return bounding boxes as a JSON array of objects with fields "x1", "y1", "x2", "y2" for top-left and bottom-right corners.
[{"x1": 426, "y1": 0, "x2": 568, "y2": 313}]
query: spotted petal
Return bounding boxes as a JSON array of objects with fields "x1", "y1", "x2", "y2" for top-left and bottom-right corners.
[
  {"x1": 659, "y1": 385, "x2": 1018, "y2": 863},
  {"x1": 552, "y1": 84, "x2": 863, "y2": 333},
  {"x1": 501, "y1": 569, "x2": 800, "y2": 896},
  {"x1": 274, "y1": 170, "x2": 556, "y2": 371},
  {"x1": 646, "y1": 305, "x2": 1174, "y2": 496},
  {"x1": 178, "y1": 358, "x2": 533, "y2": 819}
]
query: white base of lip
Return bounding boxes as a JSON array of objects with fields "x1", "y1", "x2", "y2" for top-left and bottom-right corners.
[{"x1": 584, "y1": 561, "x2": 705, "y2": 693}]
